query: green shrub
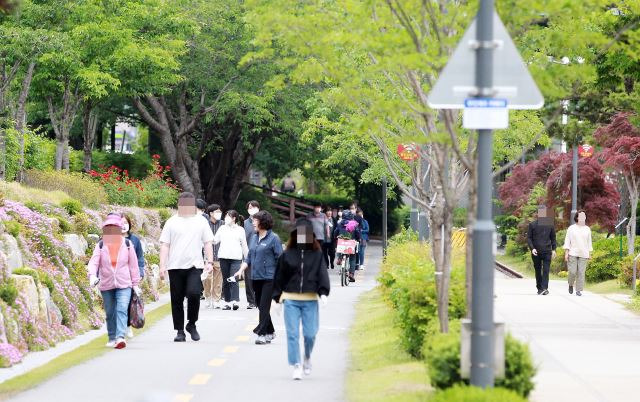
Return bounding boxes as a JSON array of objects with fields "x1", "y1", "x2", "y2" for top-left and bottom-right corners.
[
  {"x1": 61, "y1": 199, "x2": 83, "y2": 216},
  {"x1": 388, "y1": 226, "x2": 419, "y2": 248},
  {"x1": 428, "y1": 385, "x2": 526, "y2": 402},
  {"x1": 617, "y1": 255, "x2": 637, "y2": 287},
  {"x1": 550, "y1": 247, "x2": 566, "y2": 274},
  {"x1": 24, "y1": 201, "x2": 46, "y2": 213},
  {"x1": 73, "y1": 212, "x2": 99, "y2": 235},
  {"x1": 557, "y1": 270, "x2": 568, "y2": 278},
  {"x1": 23, "y1": 170, "x2": 107, "y2": 208},
  {"x1": 588, "y1": 236, "x2": 626, "y2": 282},
  {"x1": 3, "y1": 220, "x2": 22, "y2": 237},
  {"x1": 0, "y1": 278, "x2": 18, "y2": 306},
  {"x1": 378, "y1": 241, "x2": 466, "y2": 357},
  {"x1": 146, "y1": 253, "x2": 160, "y2": 266},
  {"x1": 91, "y1": 150, "x2": 153, "y2": 179},
  {"x1": 453, "y1": 207, "x2": 467, "y2": 228},
  {"x1": 158, "y1": 208, "x2": 172, "y2": 227},
  {"x1": 39, "y1": 273, "x2": 55, "y2": 293},
  {"x1": 423, "y1": 324, "x2": 536, "y2": 397},
  {"x1": 51, "y1": 215, "x2": 72, "y2": 233},
  {"x1": 12, "y1": 268, "x2": 39, "y2": 284}
]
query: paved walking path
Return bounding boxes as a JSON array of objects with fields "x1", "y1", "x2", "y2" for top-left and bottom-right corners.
[
  {"x1": 8, "y1": 244, "x2": 382, "y2": 402},
  {"x1": 495, "y1": 276, "x2": 640, "y2": 402}
]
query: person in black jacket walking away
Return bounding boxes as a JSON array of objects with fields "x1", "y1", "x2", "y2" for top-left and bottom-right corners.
[
  {"x1": 527, "y1": 205, "x2": 557, "y2": 295},
  {"x1": 273, "y1": 217, "x2": 330, "y2": 380}
]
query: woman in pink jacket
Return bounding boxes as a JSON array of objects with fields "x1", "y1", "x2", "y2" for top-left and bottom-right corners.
[{"x1": 88, "y1": 213, "x2": 141, "y2": 349}]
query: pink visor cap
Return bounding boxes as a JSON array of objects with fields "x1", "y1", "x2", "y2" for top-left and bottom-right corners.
[{"x1": 102, "y1": 215, "x2": 124, "y2": 229}]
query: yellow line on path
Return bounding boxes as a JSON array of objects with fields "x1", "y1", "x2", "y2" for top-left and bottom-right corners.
[
  {"x1": 235, "y1": 335, "x2": 250, "y2": 342},
  {"x1": 188, "y1": 374, "x2": 211, "y2": 385},
  {"x1": 223, "y1": 345, "x2": 239, "y2": 353},
  {"x1": 208, "y1": 358, "x2": 226, "y2": 367},
  {"x1": 174, "y1": 394, "x2": 193, "y2": 402}
]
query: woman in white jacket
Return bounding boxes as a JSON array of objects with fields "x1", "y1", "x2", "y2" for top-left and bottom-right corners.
[
  {"x1": 563, "y1": 211, "x2": 592, "y2": 296},
  {"x1": 214, "y1": 210, "x2": 249, "y2": 310}
]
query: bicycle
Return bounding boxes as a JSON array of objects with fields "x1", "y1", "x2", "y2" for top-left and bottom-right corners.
[{"x1": 336, "y1": 238, "x2": 358, "y2": 287}]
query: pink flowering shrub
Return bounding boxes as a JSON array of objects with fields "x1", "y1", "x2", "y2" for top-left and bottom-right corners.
[{"x1": 0, "y1": 343, "x2": 23, "y2": 367}]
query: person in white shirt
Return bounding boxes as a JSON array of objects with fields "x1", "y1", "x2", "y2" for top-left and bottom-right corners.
[
  {"x1": 159, "y1": 192, "x2": 214, "y2": 342},
  {"x1": 214, "y1": 209, "x2": 249, "y2": 310},
  {"x1": 563, "y1": 211, "x2": 593, "y2": 296}
]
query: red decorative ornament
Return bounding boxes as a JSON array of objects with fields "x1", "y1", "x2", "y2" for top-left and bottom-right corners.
[
  {"x1": 397, "y1": 143, "x2": 418, "y2": 161},
  {"x1": 578, "y1": 144, "x2": 594, "y2": 158}
]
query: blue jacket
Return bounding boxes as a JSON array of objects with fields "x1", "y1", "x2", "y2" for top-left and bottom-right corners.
[
  {"x1": 245, "y1": 230, "x2": 283, "y2": 280},
  {"x1": 126, "y1": 233, "x2": 145, "y2": 278},
  {"x1": 360, "y1": 219, "x2": 370, "y2": 242}
]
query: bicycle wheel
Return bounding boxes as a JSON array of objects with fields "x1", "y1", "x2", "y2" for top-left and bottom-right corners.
[{"x1": 344, "y1": 258, "x2": 350, "y2": 287}]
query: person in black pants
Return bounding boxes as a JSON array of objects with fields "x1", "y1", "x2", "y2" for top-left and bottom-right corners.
[
  {"x1": 234, "y1": 211, "x2": 283, "y2": 345},
  {"x1": 159, "y1": 192, "x2": 214, "y2": 342},
  {"x1": 526, "y1": 205, "x2": 557, "y2": 295},
  {"x1": 323, "y1": 208, "x2": 337, "y2": 269}
]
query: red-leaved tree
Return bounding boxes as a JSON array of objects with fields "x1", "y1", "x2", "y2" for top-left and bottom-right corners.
[{"x1": 594, "y1": 112, "x2": 640, "y2": 255}]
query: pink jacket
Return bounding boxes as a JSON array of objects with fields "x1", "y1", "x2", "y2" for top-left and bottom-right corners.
[{"x1": 87, "y1": 239, "x2": 141, "y2": 291}]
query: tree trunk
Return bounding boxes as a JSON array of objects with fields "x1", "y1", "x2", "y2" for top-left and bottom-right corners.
[
  {"x1": 82, "y1": 104, "x2": 98, "y2": 172},
  {"x1": 430, "y1": 207, "x2": 454, "y2": 333},
  {"x1": 14, "y1": 61, "x2": 36, "y2": 182},
  {"x1": 465, "y1": 157, "x2": 478, "y2": 318},
  {"x1": 110, "y1": 123, "x2": 116, "y2": 152},
  {"x1": 628, "y1": 194, "x2": 638, "y2": 256}
]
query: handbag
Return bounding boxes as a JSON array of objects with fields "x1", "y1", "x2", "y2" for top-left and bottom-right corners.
[{"x1": 128, "y1": 290, "x2": 145, "y2": 329}]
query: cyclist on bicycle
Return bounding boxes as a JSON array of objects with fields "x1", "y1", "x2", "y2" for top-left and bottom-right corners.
[{"x1": 333, "y1": 210, "x2": 361, "y2": 282}]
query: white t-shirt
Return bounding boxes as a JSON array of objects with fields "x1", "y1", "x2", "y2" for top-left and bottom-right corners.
[
  {"x1": 563, "y1": 224, "x2": 593, "y2": 259},
  {"x1": 159, "y1": 214, "x2": 214, "y2": 270},
  {"x1": 213, "y1": 224, "x2": 248, "y2": 261}
]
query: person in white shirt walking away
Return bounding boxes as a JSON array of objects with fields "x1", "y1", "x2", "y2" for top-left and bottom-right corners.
[
  {"x1": 563, "y1": 210, "x2": 593, "y2": 296},
  {"x1": 214, "y1": 209, "x2": 249, "y2": 310}
]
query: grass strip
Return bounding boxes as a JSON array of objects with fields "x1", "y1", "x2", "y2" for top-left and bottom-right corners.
[
  {"x1": 346, "y1": 288, "x2": 431, "y2": 402},
  {"x1": 0, "y1": 302, "x2": 171, "y2": 400}
]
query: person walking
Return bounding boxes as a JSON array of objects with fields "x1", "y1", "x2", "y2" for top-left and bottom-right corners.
[
  {"x1": 273, "y1": 217, "x2": 330, "y2": 380},
  {"x1": 334, "y1": 210, "x2": 361, "y2": 282},
  {"x1": 122, "y1": 214, "x2": 145, "y2": 339},
  {"x1": 324, "y1": 207, "x2": 337, "y2": 269},
  {"x1": 204, "y1": 204, "x2": 224, "y2": 308},
  {"x1": 526, "y1": 205, "x2": 557, "y2": 295},
  {"x1": 349, "y1": 202, "x2": 363, "y2": 270},
  {"x1": 281, "y1": 174, "x2": 296, "y2": 193},
  {"x1": 356, "y1": 208, "x2": 369, "y2": 270},
  {"x1": 159, "y1": 192, "x2": 214, "y2": 342},
  {"x1": 563, "y1": 211, "x2": 592, "y2": 296},
  {"x1": 307, "y1": 201, "x2": 330, "y2": 256},
  {"x1": 88, "y1": 214, "x2": 141, "y2": 349},
  {"x1": 234, "y1": 211, "x2": 283, "y2": 344},
  {"x1": 214, "y1": 209, "x2": 248, "y2": 310},
  {"x1": 243, "y1": 201, "x2": 260, "y2": 309}
]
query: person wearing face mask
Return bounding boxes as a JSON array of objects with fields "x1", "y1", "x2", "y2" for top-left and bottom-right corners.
[
  {"x1": 272, "y1": 217, "x2": 330, "y2": 380},
  {"x1": 563, "y1": 211, "x2": 592, "y2": 296},
  {"x1": 88, "y1": 213, "x2": 141, "y2": 349},
  {"x1": 159, "y1": 192, "x2": 215, "y2": 342},
  {"x1": 204, "y1": 204, "x2": 224, "y2": 308},
  {"x1": 324, "y1": 207, "x2": 337, "y2": 269},
  {"x1": 214, "y1": 210, "x2": 249, "y2": 310},
  {"x1": 234, "y1": 211, "x2": 283, "y2": 344},
  {"x1": 121, "y1": 214, "x2": 145, "y2": 339},
  {"x1": 243, "y1": 200, "x2": 260, "y2": 309}
]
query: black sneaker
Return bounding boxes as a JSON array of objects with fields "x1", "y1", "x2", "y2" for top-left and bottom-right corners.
[
  {"x1": 576, "y1": 291, "x2": 582, "y2": 296},
  {"x1": 185, "y1": 323, "x2": 200, "y2": 341},
  {"x1": 569, "y1": 285, "x2": 574, "y2": 294},
  {"x1": 542, "y1": 289, "x2": 549, "y2": 295},
  {"x1": 233, "y1": 303, "x2": 239, "y2": 311},
  {"x1": 174, "y1": 331, "x2": 186, "y2": 342},
  {"x1": 537, "y1": 289, "x2": 543, "y2": 295},
  {"x1": 349, "y1": 274, "x2": 356, "y2": 283},
  {"x1": 222, "y1": 304, "x2": 231, "y2": 310},
  {"x1": 247, "y1": 304, "x2": 257, "y2": 310}
]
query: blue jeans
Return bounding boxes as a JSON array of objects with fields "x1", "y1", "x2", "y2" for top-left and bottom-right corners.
[
  {"x1": 283, "y1": 300, "x2": 319, "y2": 366},
  {"x1": 359, "y1": 241, "x2": 367, "y2": 266},
  {"x1": 102, "y1": 288, "x2": 132, "y2": 341}
]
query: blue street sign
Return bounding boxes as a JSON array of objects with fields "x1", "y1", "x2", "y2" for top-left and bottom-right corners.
[{"x1": 464, "y1": 98, "x2": 508, "y2": 108}]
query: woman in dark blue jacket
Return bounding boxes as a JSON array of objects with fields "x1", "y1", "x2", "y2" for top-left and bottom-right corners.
[{"x1": 235, "y1": 210, "x2": 283, "y2": 345}]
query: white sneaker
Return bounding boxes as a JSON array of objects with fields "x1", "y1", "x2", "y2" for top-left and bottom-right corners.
[
  {"x1": 292, "y1": 364, "x2": 302, "y2": 380},
  {"x1": 115, "y1": 337, "x2": 126, "y2": 349},
  {"x1": 255, "y1": 335, "x2": 267, "y2": 345},
  {"x1": 303, "y1": 358, "x2": 312, "y2": 375},
  {"x1": 360, "y1": 265, "x2": 366, "y2": 271},
  {"x1": 214, "y1": 300, "x2": 222, "y2": 309},
  {"x1": 105, "y1": 340, "x2": 116, "y2": 348},
  {"x1": 126, "y1": 327, "x2": 134, "y2": 339},
  {"x1": 205, "y1": 299, "x2": 213, "y2": 309}
]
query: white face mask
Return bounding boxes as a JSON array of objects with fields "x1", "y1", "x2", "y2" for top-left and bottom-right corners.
[
  {"x1": 224, "y1": 216, "x2": 233, "y2": 225},
  {"x1": 248, "y1": 208, "x2": 258, "y2": 216},
  {"x1": 122, "y1": 223, "x2": 130, "y2": 233},
  {"x1": 213, "y1": 212, "x2": 222, "y2": 221}
]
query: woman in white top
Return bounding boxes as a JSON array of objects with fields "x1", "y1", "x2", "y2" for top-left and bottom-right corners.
[
  {"x1": 214, "y1": 210, "x2": 249, "y2": 310},
  {"x1": 563, "y1": 211, "x2": 592, "y2": 296}
]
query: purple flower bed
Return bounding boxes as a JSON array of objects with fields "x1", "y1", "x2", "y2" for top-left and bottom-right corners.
[{"x1": 0, "y1": 343, "x2": 23, "y2": 367}]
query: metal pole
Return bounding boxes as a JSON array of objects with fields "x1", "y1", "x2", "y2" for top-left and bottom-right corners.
[
  {"x1": 411, "y1": 187, "x2": 418, "y2": 233},
  {"x1": 471, "y1": 0, "x2": 495, "y2": 388},
  {"x1": 382, "y1": 176, "x2": 388, "y2": 256},
  {"x1": 571, "y1": 143, "x2": 578, "y2": 224}
]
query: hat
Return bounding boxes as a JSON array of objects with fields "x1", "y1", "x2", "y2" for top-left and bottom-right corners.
[{"x1": 102, "y1": 214, "x2": 124, "y2": 229}]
